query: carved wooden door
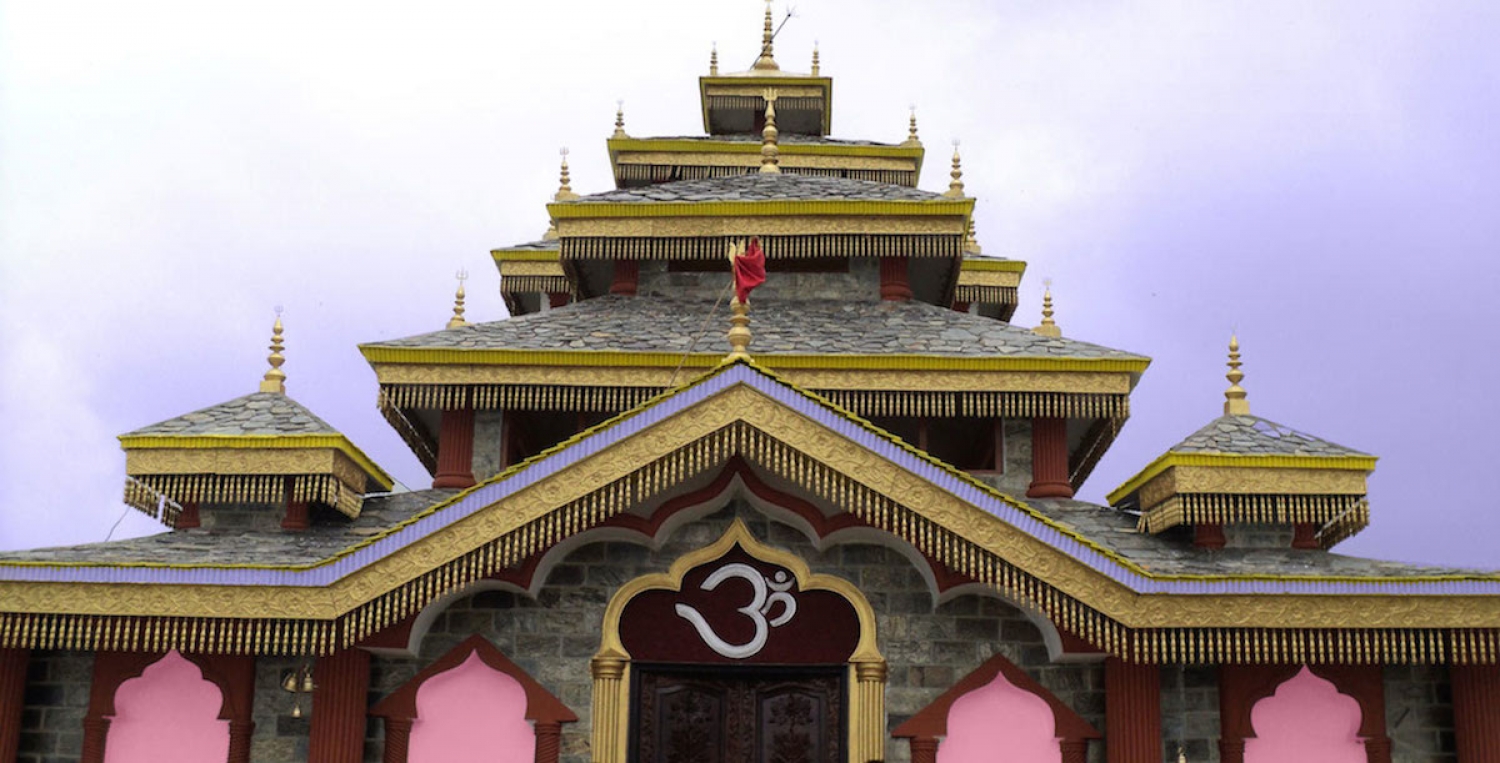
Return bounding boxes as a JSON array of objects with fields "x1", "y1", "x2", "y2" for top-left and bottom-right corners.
[{"x1": 633, "y1": 666, "x2": 845, "y2": 763}]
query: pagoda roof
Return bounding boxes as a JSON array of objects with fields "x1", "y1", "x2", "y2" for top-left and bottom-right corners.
[
  {"x1": 362, "y1": 295, "x2": 1146, "y2": 362},
  {"x1": 558, "y1": 173, "x2": 951, "y2": 205},
  {"x1": 1168, "y1": 414, "x2": 1369, "y2": 458},
  {"x1": 122, "y1": 392, "x2": 339, "y2": 437}
]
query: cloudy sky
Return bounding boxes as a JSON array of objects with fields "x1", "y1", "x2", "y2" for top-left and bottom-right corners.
[{"x1": 2, "y1": 1, "x2": 1497, "y2": 568}]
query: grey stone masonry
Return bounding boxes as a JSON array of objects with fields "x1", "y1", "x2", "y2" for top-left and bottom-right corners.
[
  {"x1": 358, "y1": 502, "x2": 1106, "y2": 763},
  {"x1": 636, "y1": 258, "x2": 880, "y2": 303},
  {"x1": 1161, "y1": 665, "x2": 1220, "y2": 763},
  {"x1": 17, "y1": 650, "x2": 89, "y2": 763},
  {"x1": 122, "y1": 392, "x2": 339, "y2": 437},
  {"x1": 1386, "y1": 665, "x2": 1456, "y2": 762}
]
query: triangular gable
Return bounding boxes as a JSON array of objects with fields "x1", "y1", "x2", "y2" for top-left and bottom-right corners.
[{"x1": 4, "y1": 361, "x2": 1500, "y2": 660}]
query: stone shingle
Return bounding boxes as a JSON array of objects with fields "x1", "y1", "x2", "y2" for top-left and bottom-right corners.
[
  {"x1": 122, "y1": 393, "x2": 339, "y2": 437},
  {"x1": 561, "y1": 173, "x2": 952, "y2": 204},
  {"x1": 1169, "y1": 415, "x2": 1368, "y2": 457},
  {"x1": 635, "y1": 134, "x2": 898, "y2": 147},
  {"x1": 365, "y1": 295, "x2": 1146, "y2": 360}
]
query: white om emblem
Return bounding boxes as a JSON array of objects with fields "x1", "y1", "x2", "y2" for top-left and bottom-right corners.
[{"x1": 674, "y1": 563, "x2": 798, "y2": 659}]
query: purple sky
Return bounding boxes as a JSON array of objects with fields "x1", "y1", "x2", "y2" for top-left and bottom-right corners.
[{"x1": 2, "y1": 1, "x2": 1497, "y2": 569}]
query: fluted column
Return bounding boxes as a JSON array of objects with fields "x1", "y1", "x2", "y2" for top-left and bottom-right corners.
[
  {"x1": 432, "y1": 406, "x2": 476, "y2": 489},
  {"x1": 1105, "y1": 658, "x2": 1160, "y2": 763},
  {"x1": 309, "y1": 649, "x2": 371, "y2": 763},
  {"x1": 1060, "y1": 740, "x2": 1089, "y2": 763},
  {"x1": 382, "y1": 717, "x2": 412, "y2": 763},
  {"x1": 1454, "y1": 665, "x2": 1500, "y2": 763},
  {"x1": 909, "y1": 737, "x2": 938, "y2": 763},
  {"x1": 227, "y1": 719, "x2": 254, "y2": 763},
  {"x1": 535, "y1": 721, "x2": 562, "y2": 763},
  {"x1": 80, "y1": 717, "x2": 111, "y2": 763},
  {"x1": 0, "y1": 649, "x2": 29, "y2": 763},
  {"x1": 1219, "y1": 739, "x2": 1245, "y2": 763},
  {"x1": 590, "y1": 653, "x2": 628, "y2": 763},
  {"x1": 1027, "y1": 417, "x2": 1073, "y2": 498},
  {"x1": 1363, "y1": 735, "x2": 1392, "y2": 763}
]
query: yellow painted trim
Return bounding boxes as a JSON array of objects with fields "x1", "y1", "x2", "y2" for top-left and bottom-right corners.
[
  {"x1": 547, "y1": 199, "x2": 973, "y2": 219},
  {"x1": 607, "y1": 138, "x2": 922, "y2": 159},
  {"x1": 489, "y1": 250, "x2": 560, "y2": 262},
  {"x1": 1107, "y1": 452, "x2": 1380, "y2": 506},
  {"x1": 358, "y1": 346, "x2": 1151, "y2": 374},
  {"x1": 960, "y1": 259, "x2": 1028, "y2": 273},
  {"x1": 117, "y1": 434, "x2": 396, "y2": 491}
]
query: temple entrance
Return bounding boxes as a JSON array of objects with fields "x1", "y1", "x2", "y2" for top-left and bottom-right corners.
[{"x1": 632, "y1": 664, "x2": 845, "y2": 763}]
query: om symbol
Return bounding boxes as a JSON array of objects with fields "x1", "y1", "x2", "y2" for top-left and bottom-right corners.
[{"x1": 674, "y1": 563, "x2": 798, "y2": 659}]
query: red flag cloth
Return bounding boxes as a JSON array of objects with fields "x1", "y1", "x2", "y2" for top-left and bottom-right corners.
[{"x1": 733, "y1": 237, "x2": 767, "y2": 303}]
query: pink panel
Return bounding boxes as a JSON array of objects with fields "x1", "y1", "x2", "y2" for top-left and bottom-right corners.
[
  {"x1": 937, "y1": 669, "x2": 1061, "y2": 763},
  {"x1": 410, "y1": 650, "x2": 535, "y2": 763},
  {"x1": 1246, "y1": 666, "x2": 1365, "y2": 763},
  {"x1": 103, "y1": 650, "x2": 229, "y2": 763}
]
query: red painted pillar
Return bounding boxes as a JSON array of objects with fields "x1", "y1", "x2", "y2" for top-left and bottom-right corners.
[
  {"x1": 0, "y1": 648, "x2": 29, "y2": 763},
  {"x1": 382, "y1": 717, "x2": 412, "y2": 763},
  {"x1": 879, "y1": 257, "x2": 913, "y2": 301},
  {"x1": 1194, "y1": 523, "x2": 1227, "y2": 549},
  {"x1": 535, "y1": 721, "x2": 562, "y2": 763},
  {"x1": 1363, "y1": 736, "x2": 1392, "y2": 763},
  {"x1": 951, "y1": 300, "x2": 970, "y2": 313},
  {"x1": 1218, "y1": 739, "x2": 1245, "y2": 763},
  {"x1": 1105, "y1": 658, "x2": 1160, "y2": 763},
  {"x1": 1059, "y1": 740, "x2": 1089, "y2": 763},
  {"x1": 1291, "y1": 522, "x2": 1319, "y2": 549},
  {"x1": 547, "y1": 292, "x2": 570, "y2": 308},
  {"x1": 610, "y1": 259, "x2": 639, "y2": 296},
  {"x1": 81, "y1": 717, "x2": 111, "y2": 763},
  {"x1": 282, "y1": 476, "x2": 310, "y2": 530},
  {"x1": 909, "y1": 737, "x2": 938, "y2": 763},
  {"x1": 309, "y1": 649, "x2": 371, "y2": 763},
  {"x1": 1454, "y1": 665, "x2": 1500, "y2": 763},
  {"x1": 432, "y1": 406, "x2": 476, "y2": 489},
  {"x1": 1027, "y1": 417, "x2": 1073, "y2": 498},
  {"x1": 175, "y1": 501, "x2": 201, "y2": 529},
  {"x1": 228, "y1": 720, "x2": 254, "y2": 763}
]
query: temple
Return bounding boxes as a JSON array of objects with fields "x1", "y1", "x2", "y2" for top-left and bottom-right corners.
[{"x1": 3, "y1": 7, "x2": 1498, "y2": 763}]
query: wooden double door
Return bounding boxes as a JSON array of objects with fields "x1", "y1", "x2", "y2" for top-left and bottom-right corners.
[{"x1": 632, "y1": 665, "x2": 846, "y2": 763}]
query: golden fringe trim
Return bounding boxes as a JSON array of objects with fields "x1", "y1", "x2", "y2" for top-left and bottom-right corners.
[
  {"x1": 499, "y1": 275, "x2": 571, "y2": 295},
  {"x1": 1140, "y1": 494, "x2": 1370, "y2": 546},
  {"x1": 124, "y1": 474, "x2": 362, "y2": 517},
  {"x1": 122, "y1": 477, "x2": 183, "y2": 527},
  {"x1": 707, "y1": 95, "x2": 821, "y2": 112},
  {"x1": 379, "y1": 384, "x2": 664, "y2": 413},
  {"x1": 953, "y1": 285, "x2": 1019, "y2": 306},
  {"x1": 561, "y1": 234, "x2": 962, "y2": 261},
  {"x1": 6, "y1": 423, "x2": 1485, "y2": 660},
  {"x1": 614, "y1": 164, "x2": 915, "y2": 187}
]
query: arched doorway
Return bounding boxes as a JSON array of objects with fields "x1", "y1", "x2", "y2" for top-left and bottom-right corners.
[{"x1": 591, "y1": 520, "x2": 885, "y2": 763}]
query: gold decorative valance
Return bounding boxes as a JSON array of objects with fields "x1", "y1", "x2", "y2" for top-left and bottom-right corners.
[{"x1": 560, "y1": 233, "x2": 963, "y2": 260}]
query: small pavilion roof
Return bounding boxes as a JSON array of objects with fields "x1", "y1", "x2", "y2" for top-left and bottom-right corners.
[
  {"x1": 122, "y1": 392, "x2": 339, "y2": 437},
  {"x1": 1167, "y1": 414, "x2": 1370, "y2": 458},
  {"x1": 558, "y1": 173, "x2": 951, "y2": 205}
]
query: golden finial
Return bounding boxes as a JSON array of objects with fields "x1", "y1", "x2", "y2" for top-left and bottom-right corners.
[
  {"x1": 1034, "y1": 279, "x2": 1061, "y2": 337},
  {"x1": 710, "y1": 42, "x2": 719, "y2": 76},
  {"x1": 1224, "y1": 333, "x2": 1251, "y2": 415},
  {"x1": 446, "y1": 269, "x2": 470, "y2": 330},
  {"x1": 903, "y1": 106, "x2": 921, "y2": 147},
  {"x1": 259, "y1": 307, "x2": 287, "y2": 394},
  {"x1": 965, "y1": 218, "x2": 982, "y2": 254},
  {"x1": 554, "y1": 147, "x2": 578, "y2": 202},
  {"x1": 944, "y1": 140, "x2": 966, "y2": 198},
  {"x1": 810, "y1": 41, "x2": 820, "y2": 76},
  {"x1": 726, "y1": 241, "x2": 753, "y2": 360},
  {"x1": 613, "y1": 100, "x2": 628, "y2": 139},
  {"x1": 759, "y1": 88, "x2": 781, "y2": 174},
  {"x1": 753, "y1": 0, "x2": 779, "y2": 71}
]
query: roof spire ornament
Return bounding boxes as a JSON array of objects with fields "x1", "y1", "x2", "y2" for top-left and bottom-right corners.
[
  {"x1": 613, "y1": 100, "x2": 628, "y2": 139},
  {"x1": 1224, "y1": 333, "x2": 1251, "y2": 415},
  {"x1": 944, "y1": 140, "x2": 966, "y2": 197},
  {"x1": 903, "y1": 106, "x2": 921, "y2": 147},
  {"x1": 1034, "y1": 279, "x2": 1062, "y2": 337},
  {"x1": 259, "y1": 307, "x2": 287, "y2": 394},
  {"x1": 710, "y1": 42, "x2": 719, "y2": 75},
  {"x1": 759, "y1": 89, "x2": 781, "y2": 173},
  {"x1": 811, "y1": 41, "x2": 820, "y2": 76},
  {"x1": 447, "y1": 269, "x2": 470, "y2": 330},
  {"x1": 965, "y1": 218, "x2": 982, "y2": 254},
  {"x1": 554, "y1": 147, "x2": 578, "y2": 201},
  {"x1": 752, "y1": 0, "x2": 779, "y2": 71}
]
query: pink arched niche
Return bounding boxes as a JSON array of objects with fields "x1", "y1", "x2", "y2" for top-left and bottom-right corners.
[
  {"x1": 409, "y1": 651, "x2": 534, "y2": 763},
  {"x1": 82, "y1": 650, "x2": 254, "y2": 763},
  {"x1": 103, "y1": 650, "x2": 229, "y2": 763},
  {"x1": 938, "y1": 669, "x2": 1061, "y2": 763},
  {"x1": 370, "y1": 634, "x2": 578, "y2": 763},
  {"x1": 1245, "y1": 667, "x2": 1364, "y2": 763},
  {"x1": 894, "y1": 653, "x2": 1099, "y2": 763}
]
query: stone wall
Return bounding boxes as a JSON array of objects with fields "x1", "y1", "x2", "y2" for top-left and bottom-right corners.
[
  {"x1": 636, "y1": 258, "x2": 880, "y2": 303},
  {"x1": 16, "y1": 650, "x2": 89, "y2": 763},
  {"x1": 1387, "y1": 665, "x2": 1456, "y2": 762},
  {"x1": 1160, "y1": 665, "x2": 1220, "y2": 763},
  {"x1": 357, "y1": 501, "x2": 1105, "y2": 763}
]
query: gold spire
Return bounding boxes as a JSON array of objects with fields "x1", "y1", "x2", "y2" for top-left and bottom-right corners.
[
  {"x1": 710, "y1": 42, "x2": 719, "y2": 75},
  {"x1": 965, "y1": 218, "x2": 982, "y2": 254},
  {"x1": 902, "y1": 106, "x2": 921, "y2": 147},
  {"x1": 1034, "y1": 279, "x2": 1061, "y2": 337},
  {"x1": 759, "y1": 89, "x2": 781, "y2": 173},
  {"x1": 1224, "y1": 333, "x2": 1251, "y2": 415},
  {"x1": 446, "y1": 269, "x2": 470, "y2": 330},
  {"x1": 752, "y1": 1, "x2": 779, "y2": 71},
  {"x1": 259, "y1": 308, "x2": 287, "y2": 394},
  {"x1": 613, "y1": 100, "x2": 628, "y2": 139},
  {"x1": 944, "y1": 141, "x2": 966, "y2": 197},
  {"x1": 554, "y1": 147, "x2": 578, "y2": 201},
  {"x1": 726, "y1": 240, "x2": 753, "y2": 360},
  {"x1": 810, "y1": 41, "x2": 820, "y2": 76}
]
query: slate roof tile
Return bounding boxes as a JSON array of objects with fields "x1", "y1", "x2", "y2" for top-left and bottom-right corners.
[
  {"x1": 1169, "y1": 415, "x2": 1368, "y2": 457},
  {"x1": 561, "y1": 173, "x2": 952, "y2": 204},
  {"x1": 123, "y1": 393, "x2": 340, "y2": 437}
]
